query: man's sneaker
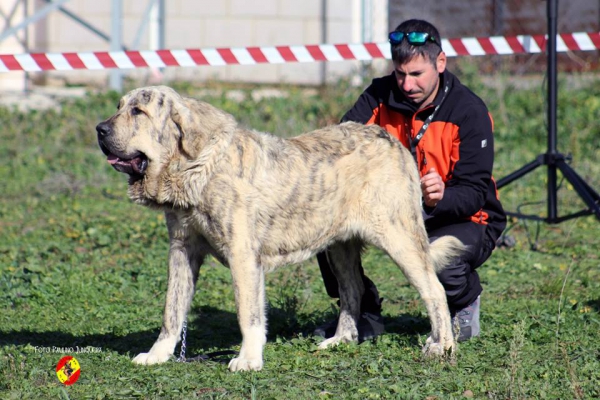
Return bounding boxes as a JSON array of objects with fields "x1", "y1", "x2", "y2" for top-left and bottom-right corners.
[
  {"x1": 452, "y1": 295, "x2": 480, "y2": 342},
  {"x1": 313, "y1": 309, "x2": 384, "y2": 342}
]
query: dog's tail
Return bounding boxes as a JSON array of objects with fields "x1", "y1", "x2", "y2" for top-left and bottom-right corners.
[{"x1": 429, "y1": 236, "x2": 468, "y2": 273}]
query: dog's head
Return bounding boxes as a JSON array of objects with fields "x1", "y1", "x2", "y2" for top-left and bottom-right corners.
[{"x1": 96, "y1": 86, "x2": 236, "y2": 192}]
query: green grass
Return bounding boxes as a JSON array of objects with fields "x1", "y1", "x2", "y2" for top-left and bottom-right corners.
[{"x1": 1, "y1": 74, "x2": 599, "y2": 399}]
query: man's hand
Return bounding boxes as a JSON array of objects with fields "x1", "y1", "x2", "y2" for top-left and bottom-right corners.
[{"x1": 421, "y1": 168, "x2": 444, "y2": 208}]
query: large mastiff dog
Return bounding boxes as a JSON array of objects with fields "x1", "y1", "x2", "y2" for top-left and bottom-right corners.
[{"x1": 96, "y1": 86, "x2": 465, "y2": 372}]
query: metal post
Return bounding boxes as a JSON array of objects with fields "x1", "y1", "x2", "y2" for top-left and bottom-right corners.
[
  {"x1": 361, "y1": 0, "x2": 372, "y2": 42},
  {"x1": 149, "y1": 0, "x2": 158, "y2": 49},
  {"x1": 546, "y1": 0, "x2": 558, "y2": 221},
  {"x1": 148, "y1": 0, "x2": 165, "y2": 50},
  {"x1": 109, "y1": 0, "x2": 123, "y2": 92},
  {"x1": 148, "y1": 0, "x2": 165, "y2": 80},
  {"x1": 24, "y1": 0, "x2": 30, "y2": 92},
  {"x1": 158, "y1": 0, "x2": 165, "y2": 50},
  {"x1": 360, "y1": 0, "x2": 371, "y2": 79},
  {"x1": 320, "y1": 0, "x2": 327, "y2": 85},
  {"x1": 492, "y1": 0, "x2": 504, "y2": 35}
]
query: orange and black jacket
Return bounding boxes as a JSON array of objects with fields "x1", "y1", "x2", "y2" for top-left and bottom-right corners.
[{"x1": 342, "y1": 69, "x2": 507, "y2": 243}]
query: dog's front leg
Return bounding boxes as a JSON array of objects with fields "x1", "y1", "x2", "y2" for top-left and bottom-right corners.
[
  {"x1": 133, "y1": 229, "x2": 202, "y2": 365},
  {"x1": 227, "y1": 254, "x2": 266, "y2": 372}
]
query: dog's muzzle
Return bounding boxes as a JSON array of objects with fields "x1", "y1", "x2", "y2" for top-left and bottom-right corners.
[{"x1": 96, "y1": 121, "x2": 148, "y2": 177}]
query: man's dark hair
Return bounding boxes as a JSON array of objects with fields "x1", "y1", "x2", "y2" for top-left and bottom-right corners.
[{"x1": 390, "y1": 19, "x2": 442, "y2": 65}]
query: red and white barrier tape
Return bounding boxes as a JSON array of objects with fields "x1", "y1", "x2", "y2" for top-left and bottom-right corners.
[{"x1": 1, "y1": 32, "x2": 599, "y2": 72}]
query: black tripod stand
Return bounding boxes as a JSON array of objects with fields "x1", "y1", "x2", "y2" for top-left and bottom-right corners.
[{"x1": 496, "y1": 0, "x2": 600, "y2": 223}]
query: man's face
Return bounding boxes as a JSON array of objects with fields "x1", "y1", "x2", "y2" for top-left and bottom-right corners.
[{"x1": 393, "y1": 53, "x2": 446, "y2": 110}]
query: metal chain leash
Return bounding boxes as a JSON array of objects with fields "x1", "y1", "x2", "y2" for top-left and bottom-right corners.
[
  {"x1": 177, "y1": 319, "x2": 187, "y2": 362},
  {"x1": 174, "y1": 318, "x2": 238, "y2": 363}
]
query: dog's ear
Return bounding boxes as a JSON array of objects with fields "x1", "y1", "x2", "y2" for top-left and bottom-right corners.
[
  {"x1": 171, "y1": 97, "x2": 236, "y2": 160},
  {"x1": 170, "y1": 98, "x2": 198, "y2": 159}
]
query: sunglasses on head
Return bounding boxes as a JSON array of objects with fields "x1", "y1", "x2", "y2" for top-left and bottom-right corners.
[{"x1": 388, "y1": 31, "x2": 440, "y2": 46}]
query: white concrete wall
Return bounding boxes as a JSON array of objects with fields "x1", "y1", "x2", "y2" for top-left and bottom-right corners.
[{"x1": 0, "y1": 0, "x2": 389, "y2": 88}]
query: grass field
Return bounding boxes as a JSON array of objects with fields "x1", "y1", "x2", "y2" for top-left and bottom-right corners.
[{"x1": 1, "y1": 71, "x2": 599, "y2": 399}]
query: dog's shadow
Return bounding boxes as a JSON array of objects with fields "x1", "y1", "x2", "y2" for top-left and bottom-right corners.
[
  {"x1": 383, "y1": 313, "x2": 432, "y2": 345},
  {"x1": 0, "y1": 328, "x2": 161, "y2": 356},
  {"x1": 0, "y1": 306, "x2": 241, "y2": 360},
  {"x1": 266, "y1": 304, "x2": 432, "y2": 348},
  {"x1": 0, "y1": 306, "x2": 432, "y2": 361}
]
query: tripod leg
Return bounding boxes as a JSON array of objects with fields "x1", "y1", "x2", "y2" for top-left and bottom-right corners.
[
  {"x1": 556, "y1": 160, "x2": 600, "y2": 220},
  {"x1": 496, "y1": 158, "x2": 542, "y2": 189}
]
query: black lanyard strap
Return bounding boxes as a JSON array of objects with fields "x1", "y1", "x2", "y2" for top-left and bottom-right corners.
[{"x1": 409, "y1": 83, "x2": 450, "y2": 159}]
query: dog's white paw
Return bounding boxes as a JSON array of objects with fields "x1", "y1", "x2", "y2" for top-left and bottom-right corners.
[
  {"x1": 422, "y1": 342, "x2": 444, "y2": 357},
  {"x1": 132, "y1": 351, "x2": 171, "y2": 365},
  {"x1": 318, "y1": 337, "x2": 340, "y2": 349},
  {"x1": 132, "y1": 339, "x2": 175, "y2": 365},
  {"x1": 318, "y1": 334, "x2": 355, "y2": 350},
  {"x1": 228, "y1": 356, "x2": 263, "y2": 372},
  {"x1": 422, "y1": 335, "x2": 455, "y2": 358}
]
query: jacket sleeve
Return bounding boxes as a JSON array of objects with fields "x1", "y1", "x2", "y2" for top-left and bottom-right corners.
[
  {"x1": 341, "y1": 80, "x2": 381, "y2": 124},
  {"x1": 426, "y1": 103, "x2": 494, "y2": 220}
]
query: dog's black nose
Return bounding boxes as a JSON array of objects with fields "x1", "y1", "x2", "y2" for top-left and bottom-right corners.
[{"x1": 96, "y1": 121, "x2": 112, "y2": 137}]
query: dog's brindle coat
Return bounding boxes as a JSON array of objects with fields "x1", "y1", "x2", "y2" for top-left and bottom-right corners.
[{"x1": 97, "y1": 86, "x2": 465, "y2": 372}]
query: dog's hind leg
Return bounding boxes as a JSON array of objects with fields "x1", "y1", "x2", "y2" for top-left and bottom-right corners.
[
  {"x1": 133, "y1": 216, "x2": 204, "y2": 365},
  {"x1": 318, "y1": 240, "x2": 364, "y2": 349},
  {"x1": 378, "y1": 227, "x2": 455, "y2": 357}
]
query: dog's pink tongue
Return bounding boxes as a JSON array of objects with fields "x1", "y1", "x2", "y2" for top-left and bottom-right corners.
[{"x1": 107, "y1": 154, "x2": 119, "y2": 165}]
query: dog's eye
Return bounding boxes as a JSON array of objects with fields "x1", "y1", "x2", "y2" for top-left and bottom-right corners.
[{"x1": 131, "y1": 107, "x2": 144, "y2": 116}]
